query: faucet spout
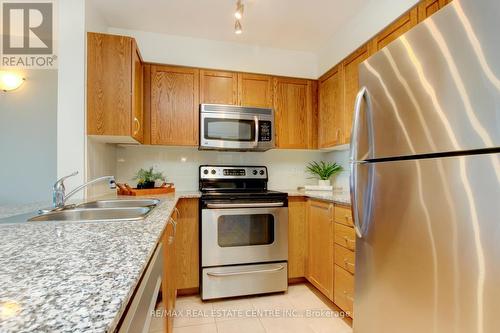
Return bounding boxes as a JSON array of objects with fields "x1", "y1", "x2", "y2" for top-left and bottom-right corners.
[{"x1": 52, "y1": 173, "x2": 116, "y2": 208}]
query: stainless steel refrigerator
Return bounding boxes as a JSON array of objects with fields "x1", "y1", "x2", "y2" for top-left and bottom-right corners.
[{"x1": 350, "y1": 1, "x2": 500, "y2": 332}]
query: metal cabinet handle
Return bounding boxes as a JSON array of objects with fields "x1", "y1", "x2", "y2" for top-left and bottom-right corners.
[
  {"x1": 174, "y1": 207, "x2": 180, "y2": 219},
  {"x1": 344, "y1": 236, "x2": 355, "y2": 244},
  {"x1": 207, "y1": 265, "x2": 285, "y2": 277},
  {"x1": 167, "y1": 217, "x2": 177, "y2": 244},
  {"x1": 343, "y1": 259, "x2": 355, "y2": 267},
  {"x1": 343, "y1": 291, "x2": 354, "y2": 302},
  {"x1": 206, "y1": 202, "x2": 284, "y2": 209},
  {"x1": 133, "y1": 117, "x2": 141, "y2": 136}
]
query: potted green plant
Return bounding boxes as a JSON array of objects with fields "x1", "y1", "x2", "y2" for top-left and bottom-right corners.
[
  {"x1": 134, "y1": 167, "x2": 166, "y2": 189},
  {"x1": 306, "y1": 161, "x2": 343, "y2": 186}
]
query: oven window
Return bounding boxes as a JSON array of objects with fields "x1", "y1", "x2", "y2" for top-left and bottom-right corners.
[
  {"x1": 204, "y1": 118, "x2": 255, "y2": 142},
  {"x1": 217, "y1": 214, "x2": 275, "y2": 247}
]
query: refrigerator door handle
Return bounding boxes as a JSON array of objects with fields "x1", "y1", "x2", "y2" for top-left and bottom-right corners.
[{"x1": 350, "y1": 161, "x2": 364, "y2": 238}]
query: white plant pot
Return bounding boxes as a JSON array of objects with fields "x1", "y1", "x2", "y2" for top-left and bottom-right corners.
[{"x1": 318, "y1": 179, "x2": 330, "y2": 187}]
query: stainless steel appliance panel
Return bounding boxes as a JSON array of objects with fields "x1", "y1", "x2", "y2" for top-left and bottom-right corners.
[
  {"x1": 354, "y1": 1, "x2": 500, "y2": 161},
  {"x1": 353, "y1": 153, "x2": 500, "y2": 333},
  {"x1": 202, "y1": 262, "x2": 288, "y2": 300},
  {"x1": 201, "y1": 206, "x2": 288, "y2": 267}
]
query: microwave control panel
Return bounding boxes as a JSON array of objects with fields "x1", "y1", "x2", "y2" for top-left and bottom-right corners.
[{"x1": 258, "y1": 121, "x2": 272, "y2": 142}]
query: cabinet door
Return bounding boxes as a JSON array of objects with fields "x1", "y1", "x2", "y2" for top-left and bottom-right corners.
[
  {"x1": 237, "y1": 73, "x2": 273, "y2": 108},
  {"x1": 87, "y1": 32, "x2": 132, "y2": 137},
  {"x1": 342, "y1": 44, "x2": 370, "y2": 144},
  {"x1": 131, "y1": 40, "x2": 144, "y2": 143},
  {"x1": 334, "y1": 265, "x2": 354, "y2": 317},
  {"x1": 288, "y1": 197, "x2": 307, "y2": 279},
  {"x1": 369, "y1": 7, "x2": 418, "y2": 52},
  {"x1": 162, "y1": 216, "x2": 176, "y2": 333},
  {"x1": 417, "y1": 0, "x2": 451, "y2": 22},
  {"x1": 200, "y1": 69, "x2": 237, "y2": 105},
  {"x1": 273, "y1": 77, "x2": 315, "y2": 149},
  {"x1": 318, "y1": 66, "x2": 343, "y2": 148},
  {"x1": 307, "y1": 200, "x2": 334, "y2": 300},
  {"x1": 174, "y1": 198, "x2": 199, "y2": 290},
  {"x1": 150, "y1": 65, "x2": 199, "y2": 146}
]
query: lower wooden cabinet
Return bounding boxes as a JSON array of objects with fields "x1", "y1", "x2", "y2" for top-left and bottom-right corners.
[
  {"x1": 288, "y1": 197, "x2": 308, "y2": 279},
  {"x1": 334, "y1": 264, "x2": 355, "y2": 317},
  {"x1": 174, "y1": 198, "x2": 200, "y2": 291},
  {"x1": 307, "y1": 199, "x2": 334, "y2": 300},
  {"x1": 334, "y1": 223, "x2": 356, "y2": 252},
  {"x1": 162, "y1": 211, "x2": 177, "y2": 333}
]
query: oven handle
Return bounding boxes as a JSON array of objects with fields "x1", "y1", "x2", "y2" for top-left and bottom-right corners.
[
  {"x1": 207, "y1": 265, "x2": 285, "y2": 277},
  {"x1": 206, "y1": 202, "x2": 284, "y2": 209}
]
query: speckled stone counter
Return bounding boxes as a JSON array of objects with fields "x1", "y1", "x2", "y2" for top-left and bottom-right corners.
[
  {"x1": 0, "y1": 191, "x2": 200, "y2": 333},
  {"x1": 280, "y1": 189, "x2": 351, "y2": 205}
]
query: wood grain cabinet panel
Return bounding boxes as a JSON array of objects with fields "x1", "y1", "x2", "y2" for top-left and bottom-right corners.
[
  {"x1": 334, "y1": 204, "x2": 354, "y2": 227},
  {"x1": 318, "y1": 66, "x2": 343, "y2": 148},
  {"x1": 162, "y1": 213, "x2": 177, "y2": 333},
  {"x1": 369, "y1": 7, "x2": 418, "y2": 53},
  {"x1": 342, "y1": 44, "x2": 370, "y2": 144},
  {"x1": 174, "y1": 198, "x2": 200, "y2": 291},
  {"x1": 335, "y1": 244, "x2": 355, "y2": 274},
  {"x1": 200, "y1": 70, "x2": 238, "y2": 105},
  {"x1": 334, "y1": 265, "x2": 355, "y2": 317},
  {"x1": 334, "y1": 223, "x2": 356, "y2": 251},
  {"x1": 418, "y1": 0, "x2": 452, "y2": 22},
  {"x1": 273, "y1": 77, "x2": 316, "y2": 149},
  {"x1": 237, "y1": 73, "x2": 273, "y2": 108},
  {"x1": 150, "y1": 65, "x2": 199, "y2": 146},
  {"x1": 307, "y1": 199, "x2": 334, "y2": 301},
  {"x1": 88, "y1": 32, "x2": 144, "y2": 142},
  {"x1": 288, "y1": 197, "x2": 308, "y2": 279}
]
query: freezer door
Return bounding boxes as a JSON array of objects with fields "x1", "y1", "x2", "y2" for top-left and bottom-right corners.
[
  {"x1": 354, "y1": 0, "x2": 500, "y2": 161},
  {"x1": 353, "y1": 153, "x2": 500, "y2": 333}
]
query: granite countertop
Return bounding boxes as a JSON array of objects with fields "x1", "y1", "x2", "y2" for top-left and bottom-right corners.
[
  {"x1": 0, "y1": 191, "x2": 200, "y2": 333},
  {"x1": 280, "y1": 189, "x2": 351, "y2": 205}
]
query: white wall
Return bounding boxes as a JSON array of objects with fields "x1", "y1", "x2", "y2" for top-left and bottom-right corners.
[
  {"x1": 317, "y1": 0, "x2": 419, "y2": 74},
  {"x1": 324, "y1": 149, "x2": 350, "y2": 191},
  {"x1": 0, "y1": 70, "x2": 57, "y2": 205},
  {"x1": 107, "y1": 28, "x2": 318, "y2": 79},
  {"x1": 114, "y1": 146, "x2": 329, "y2": 191},
  {"x1": 57, "y1": 0, "x2": 86, "y2": 196}
]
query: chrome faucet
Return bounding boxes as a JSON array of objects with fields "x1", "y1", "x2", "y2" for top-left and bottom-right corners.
[{"x1": 52, "y1": 172, "x2": 116, "y2": 208}]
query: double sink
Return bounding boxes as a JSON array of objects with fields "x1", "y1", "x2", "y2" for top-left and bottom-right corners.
[{"x1": 29, "y1": 199, "x2": 160, "y2": 222}]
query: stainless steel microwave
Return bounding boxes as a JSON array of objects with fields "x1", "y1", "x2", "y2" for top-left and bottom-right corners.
[{"x1": 199, "y1": 104, "x2": 275, "y2": 151}]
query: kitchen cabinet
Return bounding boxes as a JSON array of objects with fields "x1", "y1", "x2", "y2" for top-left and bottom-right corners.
[
  {"x1": 87, "y1": 32, "x2": 144, "y2": 143},
  {"x1": 273, "y1": 77, "x2": 317, "y2": 149},
  {"x1": 149, "y1": 65, "x2": 200, "y2": 146},
  {"x1": 418, "y1": 0, "x2": 452, "y2": 22},
  {"x1": 342, "y1": 44, "x2": 370, "y2": 145},
  {"x1": 200, "y1": 69, "x2": 238, "y2": 105},
  {"x1": 369, "y1": 8, "x2": 418, "y2": 53},
  {"x1": 288, "y1": 196, "x2": 308, "y2": 279},
  {"x1": 162, "y1": 211, "x2": 177, "y2": 333},
  {"x1": 334, "y1": 264, "x2": 354, "y2": 317},
  {"x1": 318, "y1": 65, "x2": 343, "y2": 148},
  {"x1": 307, "y1": 199, "x2": 334, "y2": 300},
  {"x1": 174, "y1": 198, "x2": 200, "y2": 292},
  {"x1": 237, "y1": 73, "x2": 273, "y2": 108}
]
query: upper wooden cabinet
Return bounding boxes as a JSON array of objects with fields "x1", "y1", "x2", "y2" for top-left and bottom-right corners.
[
  {"x1": 150, "y1": 65, "x2": 200, "y2": 146},
  {"x1": 238, "y1": 73, "x2": 273, "y2": 108},
  {"x1": 200, "y1": 69, "x2": 238, "y2": 105},
  {"x1": 369, "y1": 7, "x2": 418, "y2": 53},
  {"x1": 87, "y1": 32, "x2": 144, "y2": 143},
  {"x1": 418, "y1": 0, "x2": 452, "y2": 22},
  {"x1": 342, "y1": 44, "x2": 370, "y2": 145},
  {"x1": 273, "y1": 77, "x2": 316, "y2": 149},
  {"x1": 318, "y1": 65, "x2": 343, "y2": 148},
  {"x1": 307, "y1": 199, "x2": 334, "y2": 301}
]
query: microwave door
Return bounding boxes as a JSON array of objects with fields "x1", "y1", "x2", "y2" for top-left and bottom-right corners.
[{"x1": 200, "y1": 113, "x2": 259, "y2": 150}]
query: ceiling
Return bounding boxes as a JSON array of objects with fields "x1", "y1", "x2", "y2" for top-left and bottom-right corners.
[{"x1": 90, "y1": 0, "x2": 368, "y2": 53}]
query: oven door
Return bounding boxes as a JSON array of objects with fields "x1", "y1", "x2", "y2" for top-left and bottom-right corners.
[
  {"x1": 200, "y1": 112, "x2": 259, "y2": 150},
  {"x1": 201, "y1": 204, "x2": 288, "y2": 267}
]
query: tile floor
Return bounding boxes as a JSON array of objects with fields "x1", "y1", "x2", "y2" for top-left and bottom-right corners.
[{"x1": 149, "y1": 283, "x2": 352, "y2": 333}]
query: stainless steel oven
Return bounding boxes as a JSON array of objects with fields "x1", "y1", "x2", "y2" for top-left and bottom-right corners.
[
  {"x1": 199, "y1": 166, "x2": 288, "y2": 300},
  {"x1": 199, "y1": 104, "x2": 275, "y2": 151}
]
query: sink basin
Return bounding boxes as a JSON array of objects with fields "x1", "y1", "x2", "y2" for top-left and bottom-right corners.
[
  {"x1": 28, "y1": 207, "x2": 152, "y2": 222},
  {"x1": 77, "y1": 198, "x2": 160, "y2": 209}
]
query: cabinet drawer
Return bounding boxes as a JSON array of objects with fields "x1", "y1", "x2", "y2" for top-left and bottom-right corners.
[
  {"x1": 334, "y1": 265, "x2": 354, "y2": 317},
  {"x1": 334, "y1": 244, "x2": 355, "y2": 274},
  {"x1": 334, "y1": 205, "x2": 353, "y2": 226},
  {"x1": 334, "y1": 223, "x2": 356, "y2": 251}
]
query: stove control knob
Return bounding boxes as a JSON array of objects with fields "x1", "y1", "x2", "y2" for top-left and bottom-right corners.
[
  {"x1": 259, "y1": 170, "x2": 265, "y2": 175},
  {"x1": 211, "y1": 169, "x2": 216, "y2": 175},
  {"x1": 203, "y1": 169, "x2": 209, "y2": 175},
  {"x1": 252, "y1": 170, "x2": 258, "y2": 175}
]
